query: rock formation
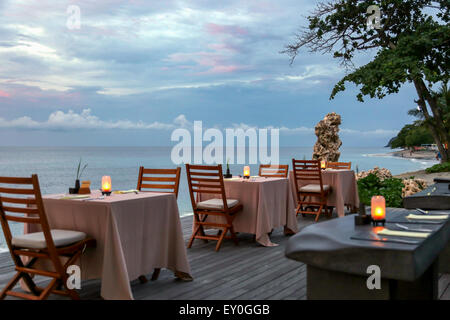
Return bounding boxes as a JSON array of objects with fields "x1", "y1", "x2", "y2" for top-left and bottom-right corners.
[
  {"x1": 312, "y1": 112, "x2": 342, "y2": 162},
  {"x1": 402, "y1": 178, "x2": 428, "y2": 198},
  {"x1": 356, "y1": 166, "x2": 393, "y2": 181}
]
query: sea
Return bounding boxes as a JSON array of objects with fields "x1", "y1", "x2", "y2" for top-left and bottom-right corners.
[{"x1": 0, "y1": 146, "x2": 439, "y2": 252}]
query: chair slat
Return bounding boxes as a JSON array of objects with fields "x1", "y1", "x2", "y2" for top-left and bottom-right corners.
[
  {"x1": 142, "y1": 168, "x2": 178, "y2": 175},
  {"x1": 140, "y1": 184, "x2": 175, "y2": 190},
  {"x1": 0, "y1": 177, "x2": 33, "y2": 184},
  {"x1": 188, "y1": 171, "x2": 221, "y2": 177},
  {"x1": 2, "y1": 206, "x2": 39, "y2": 215},
  {"x1": 141, "y1": 176, "x2": 176, "y2": 182},
  {"x1": 0, "y1": 196, "x2": 36, "y2": 205},
  {"x1": 4, "y1": 215, "x2": 40, "y2": 224},
  {"x1": 0, "y1": 187, "x2": 35, "y2": 195}
]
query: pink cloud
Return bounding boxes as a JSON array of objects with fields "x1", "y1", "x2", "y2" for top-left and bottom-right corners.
[
  {"x1": 0, "y1": 90, "x2": 10, "y2": 98},
  {"x1": 205, "y1": 23, "x2": 248, "y2": 36}
]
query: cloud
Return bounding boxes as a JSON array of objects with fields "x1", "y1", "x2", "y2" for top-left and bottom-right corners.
[
  {"x1": 0, "y1": 109, "x2": 183, "y2": 131},
  {"x1": 230, "y1": 122, "x2": 397, "y2": 136}
]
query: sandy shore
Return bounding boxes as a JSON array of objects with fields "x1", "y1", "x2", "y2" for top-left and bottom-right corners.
[
  {"x1": 394, "y1": 169, "x2": 450, "y2": 185},
  {"x1": 390, "y1": 149, "x2": 438, "y2": 160}
]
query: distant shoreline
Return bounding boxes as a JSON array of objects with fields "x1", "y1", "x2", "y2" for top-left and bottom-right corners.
[{"x1": 389, "y1": 149, "x2": 438, "y2": 161}]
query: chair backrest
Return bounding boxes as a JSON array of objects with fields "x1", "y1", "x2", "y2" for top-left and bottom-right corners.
[
  {"x1": 327, "y1": 161, "x2": 351, "y2": 170},
  {"x1": 185, "y1": 164, "x2": 229, "y2": 211},
  {"x1": 137, "y1": 167, "x2": 181, "y2": 198},
  {"x1": 0, "y1": 175, "x2": 59, "y2": 255},
  {"x1": 292, "y1": 159, "x2": 325, "y2": 195},
  {"x1": 258, "y1": 164, "x2": 289, "y2": 178}
]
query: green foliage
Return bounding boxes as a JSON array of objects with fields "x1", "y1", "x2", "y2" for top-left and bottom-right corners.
[
  {"x1": 357, "y1": 174, "x2": 404, "y2": 208},
  {"x1": 388, "y1": 123, "x2": 434, "y2": 148},
  {"x1": 425, "y1": 162, "x2": 450, "y2": 173}
]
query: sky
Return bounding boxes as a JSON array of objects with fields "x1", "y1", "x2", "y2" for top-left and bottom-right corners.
[{"x1": 0, "y1": 0, "x2": 419, "y2": 147}]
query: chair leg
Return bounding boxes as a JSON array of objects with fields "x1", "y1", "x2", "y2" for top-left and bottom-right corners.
[
  {"x1": 138, "y1": 275, "x2": 148, "y2": 284},
  {"x1": 151, "y1": 268, "x2": 161, "y2": 281},
  {"x1": 315, "y1": 205, "x2": 323, "y2": 222},
  {"x1": 215, "y1": 227, "x2": 228, "y2": 251},
  {"x1": 0, "y1": 271, "x2": 23, "y2": 299},
  {"x1": 37, "y1": 278, "x2": 58, "y2": 300}
]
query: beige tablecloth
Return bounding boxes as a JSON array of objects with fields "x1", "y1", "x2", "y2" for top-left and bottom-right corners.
[
  {"x1": 25, "y1": 191, "x2": 191, "y2": 300},
  {"x1": 289, "y1": 169, "x2": 359, "y2": 218},
  {"x1": 197, "y1": 177, "x2": 298, "y2": 247}
]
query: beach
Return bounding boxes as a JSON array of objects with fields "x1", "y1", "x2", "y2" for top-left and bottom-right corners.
[
  {"x1": 394, "y1": 169, "x2": 450, "y2": 185},
  {"x1": 390, "y1": 149, "x2": 439, "y2": 161}
]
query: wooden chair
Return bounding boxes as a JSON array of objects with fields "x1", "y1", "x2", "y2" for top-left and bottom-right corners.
[
  {"x1": 258, "y1": 164, "x2": 289, "y2": 178},
  {"x1": 186, "y1": 164, "x2": 243, "y2": 252},
  {"x1": 0, "y1": 175, "x2": 96, "y2": 300},
  {"x1": 292, "y1": 159, "x2": 331, "y2": 222},
  {"x1": 327, "y1": 162, "x2": 352, "y2": 170},
  {"x1": 136, "y1": 167, "x2": 181, "y2": 282},
  {"x1": 137, "y1": 167, "x2": 181, "y2": 197}
]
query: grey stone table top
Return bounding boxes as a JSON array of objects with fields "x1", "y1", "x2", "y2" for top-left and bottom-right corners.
[
  {"x1": 285, "y1": 208, "x2": 450, "y2": 282},
  {"x1": 403, "y1": 182, "x2": 450, "y2": 210}
]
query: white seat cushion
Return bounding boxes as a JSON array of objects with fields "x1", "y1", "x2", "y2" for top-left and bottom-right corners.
[
  {"x1": 196, "y1": 198, "x2": 239, "y2": 210},
  {"x1": 299, "y1": 184, "x2": 331, "y2": 193},
  {"x1": 12, "y1": 229, "x2": 87, "y2": 249}
]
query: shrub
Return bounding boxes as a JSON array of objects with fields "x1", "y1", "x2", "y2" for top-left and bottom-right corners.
[
  {"x1": 357, "y1": 173, "x2": 404, "y2": 208},
  {"x1": 425, "y1": 162, "x2": 450, "y2": 173}
]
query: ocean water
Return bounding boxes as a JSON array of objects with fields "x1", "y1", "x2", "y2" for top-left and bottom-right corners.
[{"x1": 0, "y1": 146, "x2": 438, "y2": 252}]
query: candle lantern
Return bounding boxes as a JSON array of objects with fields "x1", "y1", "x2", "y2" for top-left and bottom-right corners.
[
  {"x1": 320, "y1": 160, "x2": 327, "y2": 169},
  {"x1": 243, "y1": 166, "x2": 250, "y2": 179},
  {"x1": 101, "y1": 176, "x2": 112, "y2": 196},
  {"x1": 371, "y1": 195, "x2": 386, "y2": 225}
]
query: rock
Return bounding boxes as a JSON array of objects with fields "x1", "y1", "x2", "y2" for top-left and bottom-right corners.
[
  {"x1": 312, "y1": 112, "x2": 342, "y2": 162},
  {"x1": 402, "y1": 178, "x2": 428, "y2": 198},
  {"x1": 356, "y1": 166, "x2": 393, "y2": 181}
]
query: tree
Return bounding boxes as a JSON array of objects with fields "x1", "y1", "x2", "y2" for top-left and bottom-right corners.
[{"x1": 283, "y1": 0, "x2": 450, "y2": 162}]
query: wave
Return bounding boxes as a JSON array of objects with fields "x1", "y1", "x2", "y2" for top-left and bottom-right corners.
[{"x1": 0, "y1": 247, "x2": 8, "y2": 254}]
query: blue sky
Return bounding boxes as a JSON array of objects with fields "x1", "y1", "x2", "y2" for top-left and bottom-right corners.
[{"x1": 0, "y1": 0, "x2": 417, "y2": 147}]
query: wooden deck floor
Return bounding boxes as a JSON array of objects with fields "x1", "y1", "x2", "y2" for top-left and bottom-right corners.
[{"x1": 1, "y1": 213, "x2": 449, "y2": 300}]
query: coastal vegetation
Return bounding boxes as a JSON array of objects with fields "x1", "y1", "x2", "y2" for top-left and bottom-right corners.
[
  {"x1": 425, "y1": 162, "x2": 450, "y2": 173},
  {"x1": 284, "y1": 1, "x2": 450, "y2": 162},
  {"x1": 388, "y1": 84, "x2": 450, "y2": 150},
  {"x1": 357, "y1": 174, "x2": 404, "y2": 207},
  {"x1": 356, "y1": 167, "x2": 427, "y2": 207}
]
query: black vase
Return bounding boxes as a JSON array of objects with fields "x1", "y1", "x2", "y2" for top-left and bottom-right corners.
[
  {"x1": 224, "y1": 167, "x2": 232, "y2": 178},
  {"x1": 74, "y1": 179, "x2": 80, "y2": 193}
]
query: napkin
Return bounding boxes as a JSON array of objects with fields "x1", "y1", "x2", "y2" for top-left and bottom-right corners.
[
  {"x1": 60, "y1": 195, "x2": 91, "y2": 200},
  {"x1": 113, "y1": 189, "x2": 138, "y2": 194},
  {"x1": 378, "y1": 228, "x2": 430, "y2": 238},
  {"x1": 406, "y1": 214, "x2": 449, "y2": 220}
]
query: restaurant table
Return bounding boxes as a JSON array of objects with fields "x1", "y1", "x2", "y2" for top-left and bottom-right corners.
[
  {"x1": 285, "y1": 208, "x2": 450, "y2": 300},
  {"x1": 403, "y1": 179, "x2": 450, "y2": 210},
  {"x1": 288, "y1": 169, "x2": 359, "y2": 218},
  {"x1": 24, "y1": 190, "x2": 192, "y2": 300},
  {"x1": 197, "y1": 176, "x2": 298, "y2": 247}
]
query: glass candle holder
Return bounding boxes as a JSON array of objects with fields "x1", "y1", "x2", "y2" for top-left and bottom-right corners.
[
  {"x1": 243, "y1": 166, "x2": 250, "y2": 179},
  {"x1": 371, "y1": 195, "x2": 386, "y2": 225},
  {"x1": 101, "y1": 176, "x2": 112, "y2": 195}
]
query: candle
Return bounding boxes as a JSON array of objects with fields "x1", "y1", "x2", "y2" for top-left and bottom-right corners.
[
  {"x1": 371, "y1": 195, "x2": 386, "y2": 223},
  {"x1": 320, "y1": 160, "x2": 326, "y2": 169},
  {"x1": 102, "y1": 176, "x2": 112, "y2": 192},
  {"x1": 243, "y1": 166, "x2": 250, "y2": 178}
]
